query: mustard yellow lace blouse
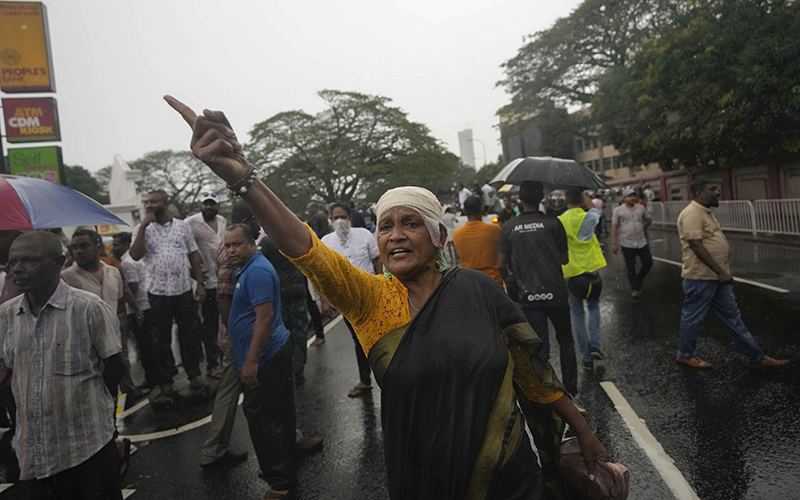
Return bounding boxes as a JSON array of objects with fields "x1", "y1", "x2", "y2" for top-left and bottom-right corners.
[
  {"x1": 289, "y1": 226, "x2": 410, "y2": 356},
  {"x1": 288, "y1": 226, "x2": 563, "y2": 404}
]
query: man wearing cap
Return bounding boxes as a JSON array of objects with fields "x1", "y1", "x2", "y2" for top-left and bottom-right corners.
[
  {"x1": 611, "y1": 188, "x2": 653, "y2": 298},
  {"x1": 186, "y1": 191, "x2": 227, "y2": 379}
]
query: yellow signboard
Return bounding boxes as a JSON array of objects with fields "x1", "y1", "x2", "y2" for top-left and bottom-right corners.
[{"x1": 0, "y1": 2, "x2": 55, "y2": 93}]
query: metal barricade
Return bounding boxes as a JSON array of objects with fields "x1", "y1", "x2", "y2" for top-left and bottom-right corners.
[
  {"x1": 712, "y1": 200, "x2": 756, "y2": 234},
  {"x1": 754, "y1": 199, "x2": 800, "y2": 235},
  {"x1": 646, "y1": 199, "x2": 800, "y2": 236},
  {"x1": 663, "y1": 201, "x2": 689, "y2": 225},
  {"x1": 647, "y1": 202, "x2": 666, "y2": 226}
]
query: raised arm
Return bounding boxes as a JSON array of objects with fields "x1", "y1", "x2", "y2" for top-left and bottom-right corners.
[
  {"x1": 130, "y1": 215, "x2": 154, "y2": 261},
  {"x1": 164, "y1": 96, "x2": 311, "y2": 258}
]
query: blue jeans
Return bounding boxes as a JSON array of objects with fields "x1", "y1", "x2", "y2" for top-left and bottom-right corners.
[
  {"x1": 677, "y1": 279, "x2": 764, "y2": 364},
  {"x1": 567, "y1": 292, "x2": 601, "y2": 364}
]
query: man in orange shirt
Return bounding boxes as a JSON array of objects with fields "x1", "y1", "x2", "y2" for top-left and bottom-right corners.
[{"x1": 453, "y1": 196, "x2": 503, "y2": 287}]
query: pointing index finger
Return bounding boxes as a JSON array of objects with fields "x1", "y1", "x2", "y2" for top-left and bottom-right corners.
[{"x1": 164, "y1": 95, "x2": 198, "y2": 127}]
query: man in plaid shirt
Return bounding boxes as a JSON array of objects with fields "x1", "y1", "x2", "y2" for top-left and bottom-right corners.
[{"x1": 0, "y1": 231, "x2": 127, "y2": 499}]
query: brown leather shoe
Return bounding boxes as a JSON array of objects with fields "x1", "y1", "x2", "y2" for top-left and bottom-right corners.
[
  {"x1": 676, "y1": 356, "x2": 712, "y2": 369},
  {"x1": 749, "y1": 356, "x2": 790, "y2": 369}
]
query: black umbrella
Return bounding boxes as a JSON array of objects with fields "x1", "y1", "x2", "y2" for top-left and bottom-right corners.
[{"x1": 490, "y1": 157, "x2": 608, "y2": 191}]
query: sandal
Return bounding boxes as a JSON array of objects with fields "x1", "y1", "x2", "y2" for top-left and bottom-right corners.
[{"x1": 117, "y1": 438, "x2": 132, "y2": 479}]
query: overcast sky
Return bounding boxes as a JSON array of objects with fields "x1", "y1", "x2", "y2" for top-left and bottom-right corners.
[{"x1": 17, "y1": 0, "x2": 581, "y2": 173}]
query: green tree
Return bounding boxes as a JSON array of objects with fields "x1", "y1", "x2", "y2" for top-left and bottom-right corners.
[
  {"x1": 93, "y1": 166, "x2": 112, "y2": 202},
  {"x1": 499, "y1": 0, "x2": 682, "y2": 117},
  {"x1": 245, "y1": 90, "x2": 456, "y2": 212},
  {"x1": 131, "y1": 150, "x2": 226, "y2": 218},
  {"x1": 63, "y1": 164, "x2": 110, "y2": 204},
  {"x1": 594, "y1": 0, "x2": 800, "y2": 170}
]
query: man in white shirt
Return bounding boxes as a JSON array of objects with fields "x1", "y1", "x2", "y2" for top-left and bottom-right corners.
[
  {"x1": 130, "y1": 190, "x2": 208, "y2": 397},
  {"x1": 320, "y1": 203, "x2": 381, "y2": 398},
  {"x1": 457, "y1": 183, "x2": 473, "y2": 212},
  {"x1": 112, "y1": 232, "x2": 161, "y2": 391},
  {"x1": 481, "y1": 183, "x2": 498, "y2": 214},
  {"x1": 185, "y1": 191, "x2": 227, "y2": 379},
  {"x1": 611, "y1": 188, "x2": 653, "y2": 298}
]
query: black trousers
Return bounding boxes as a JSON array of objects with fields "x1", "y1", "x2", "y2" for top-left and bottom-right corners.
[
  {"x1": 242, "y1": 341, "x2": 297, "y2": 491},
  {"x1": 24, "y1": 439, "x2": 122, "y2": 500},
  {"x1": 200, "y1": 288, "x2": 222, "y2": 369},
  {"x1": 0, "y1": 384, "x2": 15, "y2": 428},
  {"x1": 621, "y1": 245, "x2": 653, "y2": 291},
  {"x1": 127, "y1": 310, "x2": 160, "y2": 387},
  {"x1": 522, "y1": 304, "x2": 578, "y2": 395},
  {"x1": 149, "y1": 291, "x2": 202, "y2": 384},
  {"x1": 344, "y1": 318, "x2": 371, "y2": 385}
]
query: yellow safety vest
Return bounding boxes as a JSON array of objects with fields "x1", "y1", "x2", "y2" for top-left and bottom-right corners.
[{"x1": 558, "y1": 208, "x2": 607, "y2": 278}]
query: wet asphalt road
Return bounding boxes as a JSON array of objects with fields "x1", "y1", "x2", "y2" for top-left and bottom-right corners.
[{"x1": 0, "y1": 227, "x2": 797, "y2": 499}]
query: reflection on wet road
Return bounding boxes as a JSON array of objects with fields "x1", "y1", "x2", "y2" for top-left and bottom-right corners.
[{"x1": 0, "y1": 228, "x2": 795, "y2": 499}]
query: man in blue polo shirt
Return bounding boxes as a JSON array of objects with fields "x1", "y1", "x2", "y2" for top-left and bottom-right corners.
[{"x1": 224, "y1": 223, "x2": 295, "y2": 499}]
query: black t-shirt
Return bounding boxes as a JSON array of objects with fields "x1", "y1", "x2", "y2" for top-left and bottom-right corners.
[
  {"x1": 498, "y1": 211, "x2": 569, "y2": 308},
  {"x1": 259, "y1": 236, "x2": 307, "y2": 302}
]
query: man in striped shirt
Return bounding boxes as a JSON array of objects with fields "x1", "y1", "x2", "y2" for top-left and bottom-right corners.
[{"x1": 0, "y1": 231, "x2": 127, "y2": 499}]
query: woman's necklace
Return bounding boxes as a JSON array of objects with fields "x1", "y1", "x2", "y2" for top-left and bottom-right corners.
[{"x1": 408, "y1": 295, "x2": 419, "y2": 313}]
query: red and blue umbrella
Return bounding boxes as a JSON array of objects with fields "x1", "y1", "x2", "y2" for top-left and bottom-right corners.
[{"x1": 0, "y1": 174, "x2": 127, "y2": 230}]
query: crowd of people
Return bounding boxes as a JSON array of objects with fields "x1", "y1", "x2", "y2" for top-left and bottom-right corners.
[{"x1": 0, "y1": 96, "x2": 789, "y2": 500}]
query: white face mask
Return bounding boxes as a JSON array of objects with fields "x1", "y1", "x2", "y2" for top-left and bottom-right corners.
[{"x1": 333, "y1": 218, "x2": 351, "y2": 244}]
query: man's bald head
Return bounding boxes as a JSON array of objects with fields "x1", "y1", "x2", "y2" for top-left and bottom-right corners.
[
  {"x1": 12, "y1": 231, "x2": 63, "y2": 259},
  {"x1": 8, "y1": 231, "x2": 65, "y2": 293}
]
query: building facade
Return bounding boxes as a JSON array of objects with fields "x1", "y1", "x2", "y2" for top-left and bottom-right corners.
[{"x1": 457, "y1": 129, "x2": 476, "y2": 168}]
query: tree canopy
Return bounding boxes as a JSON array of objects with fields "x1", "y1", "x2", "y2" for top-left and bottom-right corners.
[
  {"x1": 499, "y1": 0, "x2": 682, "y2": 117},
  {"x1": 63, "y1": 165, "x2": 109, "y2": 204},
  {"x1": 594, "y1": 0, "x2": 800, "y2": 170},
  {"x1": 245, "y1": 90, "x2": 456, "y2": 211},
  {"x1": 131, "y1": 150, "x2": 226, "y2": 218}
]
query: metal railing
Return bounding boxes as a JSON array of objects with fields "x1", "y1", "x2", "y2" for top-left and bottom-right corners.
[{"x1": 647, "y1": 199, "x2": 800, "y2": 236}]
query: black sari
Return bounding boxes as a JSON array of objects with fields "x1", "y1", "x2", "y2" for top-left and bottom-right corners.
[{"x1": 368, "y1": 268, "x2": 566, "y2": 500}]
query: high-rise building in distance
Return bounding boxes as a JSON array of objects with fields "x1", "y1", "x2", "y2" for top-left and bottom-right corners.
[{"x1": 458, "y1": 129, "x2": 475, "y2": 168}]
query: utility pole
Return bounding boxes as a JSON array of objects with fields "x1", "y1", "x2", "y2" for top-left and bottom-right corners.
[{"x1": 469, "y1": 138, "x2": 487, "y2": 168}]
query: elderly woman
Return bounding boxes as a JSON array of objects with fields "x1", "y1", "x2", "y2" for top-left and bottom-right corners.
[{"x1": 165, "y1": 97, "x2": 609, "y2": 500}]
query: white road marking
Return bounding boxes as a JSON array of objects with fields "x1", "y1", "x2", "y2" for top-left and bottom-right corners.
[
  {"x1": 122, "y1": 489, "x2": 136, "y2": 498},
  {"x1": 120, "y1": 393, "x2": 244, "y2": 443},
  {"x1": 119, "y1": 315, "x2": 345, "y2": 440},
  {"x1": 117, "y1": 373, "x2": 191, "y2": 420},
  {"x1": 307, "y1": 314, "x2": 344, "y2": 347},
  {"x1": 600, "y1": 381, "x2": 701, "y2": 500},
  {"x1": 652, "y1": 256, "x2": 790, "y2": 293},
  {"x1": 0, "y1": 483, "x2": 13, "y2": 493},
  {"x1": 118, "y1": 399, "x2": 149, "y2": 419}
]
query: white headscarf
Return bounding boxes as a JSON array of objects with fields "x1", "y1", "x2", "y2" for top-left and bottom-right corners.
[{"x1": 375, "y1": 186, "x2": 449, "y2": 276}]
